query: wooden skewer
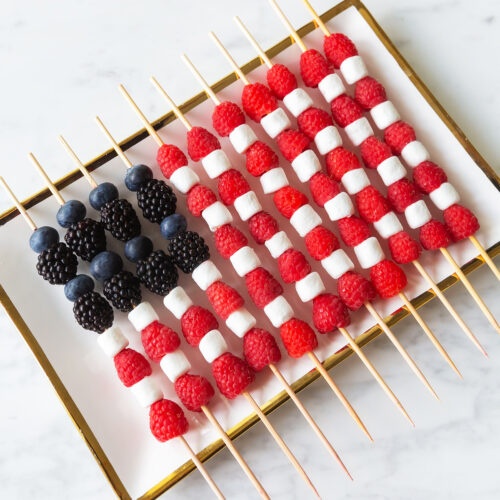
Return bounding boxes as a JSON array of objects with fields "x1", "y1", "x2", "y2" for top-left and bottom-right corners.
[
  {"x1": 95, "y1": 117, "x2": 133, "y2": 168},
  {"x1": 209, "y1": 32, "x2": 251, "y2": 86},
  {"x1": 233, "y1": 17, "x2": 273, "y2": 69},
  {"x1": 0, "y1": 176, "x2": 37, "y2": 230},
  {"x1": 58, "y1": 135, "x2": 98, "y2": 188},
  {"x1": 300, "y1": 0, "x2": 331, "y2": 36},
  {"x1": 268, "y1": 0, "x2": 308, "y2": 52},
  {"x1": 468, "y1": 235, "x2": 500, "y2": 281},
  {"x1": 28, "y1": 153, "x2": 66, "y2": 207}
]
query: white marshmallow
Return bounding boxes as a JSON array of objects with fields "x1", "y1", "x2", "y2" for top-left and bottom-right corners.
[
  {"x1": 344, "y1": 117, "x2": 373, "y2": 146},
  {"x1": 260, "y1": 167, "x2": 289, "y2": 194},
  {"x1": 192, "y1": 260, "x2": 222, "y2": 290},
  {"x1": 283, "y1": 88, "x2": 313, "y2": 117},
  {"x1": 128, "y1": 302, "x2": 158, "y2": 331},
  {"x1": 263, "y1": 296, "x2": 294, "y2": 328},
  {"x1": 130, "y1": 376, "x2": 163, "y2": 408},
  {"x1": 202, "y1": 201, "x2": 233, "y2": 231},
  {"x1": 290, "y1": 204, "x2": 322, "y2": 237},
  {"x1": 405, "y1": 200, "x2": 432, "y2": 229},
  {"x1": 324, "y1": 192, "x2": 354, "y2": 220},
  {"x1": 295, "y1": 272, "x2": 325, "y2": 302},
  {"x1": 229, "y1": 246, "x2": 261, "y2": 277},
  {"x1": 163, "y1": 286, "x2": 193, "y2": 319},
  {"x1": 373, "y1": 212, "x2": 403, "y2": 239},
  {"x1": 377, "y1": 156, "x2": 407, "y2": 186},
  {"x1": 401, "y1": 141, "x2": 429, "y2": 167},
  {"x1": 169, "y1": 166, "x2": 200, "y2": 194},
  {"x1": 340, "y1": 55, "x2": 368, "y2": 84},
  {"x1": 229, "y1": 124, "x2": 257, "y2": 153},
  {"x1": 354, "y1": 237, "x2": 385, "y2": 268},
  {"x1": 97, "y1": 326, "x2": 129, "y2": 357},
  {"x1": 226, "y1": 308, "x2": 256, "y2": 338},
  {"x1": 429, "y1": 182, "x2": 460, "y2": 210},
  {"x1": 260, "y1": 108, "x2": 291, "y2": 138},
  {"x1": 291, "y1": 149, "x2": 321, "y2": 183},
  {"x1": 321, "y1": 249, "x2": 354, "y2": 279},
  {"x1": 265, "y1": 231, "x2": 292, "y2": 258},
  {"x1": 314, "y1": 125, "x2": 342, "y2": 155},
  {"x1": 341, "y1": 168, "x2": 370, "y2": 195},
  {"x1": 160, "y1": 349, "x2": 191, "y2": 382},
  {"x1": 318, "y1": 73, "x2": 346, "y2": 103},
  {"x1": 233, "y1": 191, "x2": 262, "y2": 221},
  {"x1": 370, "y1": 101, "x2": 400, "y2": 130},
  {"x1": 199, "y1": 329, "x2": 228, "y2": 363},
  {"x1": 201, "y1": 149, "x2": 231, "y2": 179}
]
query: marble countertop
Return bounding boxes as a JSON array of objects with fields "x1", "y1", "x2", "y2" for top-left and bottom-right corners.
[{"x1": 1, "y1": 0, "x2": 499, "y2": 498}]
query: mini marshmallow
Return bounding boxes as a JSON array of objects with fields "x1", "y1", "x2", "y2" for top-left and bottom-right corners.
[
  {"x1": 263, "y1": 295, "x2": 294, "y2": 328},
  {"x1": 160, "y1": 349, "x2": 191, "y2": 383},
  {"x1": 289, "y1": 204, "x2": 322, "y2": 237},
  {"x1": 344, "y1": 117, "x2": 373, "y2": 146},
  {"x1": 192, "y1": 260, "x2": 222, "y2": 290},
  {"x1": 283, "y1": 88, "x2": 313, "y2": 117},
  {"x1": 341, "y1": 168, "x2": 370, "y2": 195},
  {"x1": 377, "y1": 156, "x2": 407, "y2": 186},
  {"x1": 324, "y1": 192, "x2": 354, "y2": 220},
  {"x1": 401, "y1": 141, "x2": 429, "y2": 167},
  {"x1": 340, "y1": 55, "x2": 368, "y2": 84},
  {"x1": 314, "y1": 125, "x2": 342, "y2": 155},
  {"x1": 373, "y1": 212, "x2": 403, "y2": 239},
  {"x1": 202, "y1": 201, "x2": 233, "y2": 231},
  {"x1": 229, "y1": 124, "x2": 257, "y2": 154},
  {"x1": 321, "y1": 249, "x2": 354, "y2": 279},
  {"x1": 229, "y1": 246, "x2": 261, "y2": 277},
  {"x1": 370, "y1": 101, "x2": 400, "y2": 130},
  {"x1": 260, "y1": 167, "x2": 289, "y2": 194},
  {"x1": 429, "y1": 182, "x2": 460, "y2": 210},
  {"x1": 354, "y1": 237, "x2": 385, "y2": 268},
  {"x1": 233, "y1": 191, "x2": 262, "y2": 221},
  {"x1": 318, "y1": 73, "x2": 346, "y2": 103},
  {"x1": 128, "y1": 302, "x2": 158, "y2": 332},
  {"x1": 199, "y1": 329, "x2": 228, "y2": 363},
  {"x1": 130, "y1": 376, "x2": 163, "y2": 408},
  {"x1": 291, "y1": 149, "x2": 321, "y2": 183},
  {"x1": 404, "y1": 200, "x2": 432, "y2": 229},
  {"x1": 163, "y1": 286, "x2": 193, "y2": 319},
  {"x1": 97, "y1": 326, "x2": 129, "y2": 357},
  {"x1": 295, "y1": 272, "x2": 326, "y2": 303},
  {"x1": 265, "y1": 231, "x2": 292, "y2": 258},
  {"x1": 225, "y1": 308, "x2": 256, "y2": 338},
  {"x1": 169, "y1": 166, "x2": 200, "y2": 194},
  {"x1": 201, "y1": 149, "x2": 232, "y2": 179},
  {"x1": 260, "y1": 108, "x2": 291, "y2": 138}
]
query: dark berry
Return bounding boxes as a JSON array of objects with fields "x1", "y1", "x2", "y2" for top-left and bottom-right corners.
[
  {"x1": 100, "y1": 198, "x2": 141, "y2": 242},
  {"x1": 136, "y1": 179, "x2": 177, "y2": 224},
  {"x1": 29, "y1": 226, "x2": 59, "y2": 253},
  {"x1": 64, "y1": 274, "x2": 94, "y2": 302},
  {"x1": 124, "y1": 235, "x2": 153, "y2": 263},
  {"x1": 160, "y1": 213, "x2": 187, "y2": 239},
  {"x1": 103, "y1": 270, "x2": 141, "y2": 312},
  {"x1": 136, "y1": 250, "x2": 178, "y2": 295},
  {"x1": 73, "y1": 291, "x2": 113, "y2": 333},
  {"x1": 125, "y1": 164, "x2": 153, "y2": 191},
  {"x1": 168, "y1": 231, "x2": 210, "y2": 274},
  {"x1": 64, "y1": 218, "x2": 106, "y2": 261},
  {"x1": 89, "y1": 182, "x2": 119, "y2": 210},
  {"x1": 90, "y1": 251, "x2": 123, "y2": 281},
  {"x1": 36, "y1": 242, "x2": 77, "y2": 284},
  {"x1": 56, "y1": 200, "x2": 86, "y2": 228}
]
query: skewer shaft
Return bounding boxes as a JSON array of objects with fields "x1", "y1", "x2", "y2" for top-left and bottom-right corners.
[
  {"x1": 28, "y1": 153, "x2": 65, "y2": 206},
  {"x1": 300, "y1": 0, "x2": 331, "y2": 36},
  {"x1": 95, "y1": 116, "x2": 133, "y2": 168},
  {"x1": 58, "y1": 136, "x2": 98, "y2": 188},
  {"x1": 469, "y1": 235, "x2": 500, "y2": 281},
  {"x1": 0, "y1": 177, "x2": 37, "y2": 230},
  {"x1": 181, "y1": 54, "x2": 221, "y2": 105},
  {"x1": 268, "y1": 0, "x2": 307, "y2": 52},
  {"x1": 150, "y1": 77, "x2": 192, "y2": 130},
  {"x1": 209, "y1": 32, "x2": 250, "y2": 85},
  {"x1": 233, "y1": 17, "x2": 273, "y2": 69}
]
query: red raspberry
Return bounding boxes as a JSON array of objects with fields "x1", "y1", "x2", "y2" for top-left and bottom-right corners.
[
  {"x1": 297, "y1": 107, "x2": 332, "y2": 139},
  {"x1": 360, "y1": 136, "x2": 392, "y2": 169},
  {"x1": 443, "y1": 204, "x2": 479, "y2": 241},
  {"x1": 300, "y1": 49, "x2": 332, "y2": 88},
  {"x1": 305, "y1": 225, "x2": 340, "y2": 260},
  {"x1": 248, "y1": 212, "x2": 279, "y2": 244},
  {"x1": 212, "y1": 353, "x2": 255, "y2": 399},
  {"x1": 278, "y1": 249, "x2": 311, "y2": 284},
  {"x1": 212, "y1": 101, "x2": 245, "y2": 136},
  {"x1": 326, "y1": 147, "x2": 361, "y2": 180},
  {"x1": 388, "y1": 231, "x2": 421, "y2": 264},
  {"x1": 141, "y1": 321, "x2": 180, "y2": 363},
  {"x1": 150, "y1": 399, "x2": 188, "y2": 442},
  {"x1": 245, "y1": 268, "x2": 283, "y2": 308},
  {"x1": 187, "y1": 126, "x2": 220, "y2": 162},
  {"x1": 309, "y1": 172, "x2": 340, "y2": 206},
  {"x1": 356, "y1": 186, "x2": 391, "y2": 223},
  {"x1": 323, "y1": 33, "x2": 358, "y2": 68},
  {"x1": 280, "y1": 318, "x2": 318, "y2": 358},
  {"x1": 187, "y1": 184, "x2": 217, "y2": 217},
  {"x1": 276, "y1": 130, "x2": 310, "y2": 162},
  {"x1": 337, "y1": 216, "x2": 371, "y2": 247},
  {"x1": 273, "y1": 186, "x2": 308, "y2": 218},
  {"x1": 206, "y1": 281, "x2": 245, "y2": 319},
  {"x1": 243, "y1": 328, "x2": 281, "y2": 372},
  {"x1": 413, "y1": 162, "x2": 447, "y2": 194},
  {"x1": 267, "y1": 63, "x2": 298, "y2": 99},
  {"x1": 384, "y1": 121, "x2": 416, "y2": 154},
  {"x1": 181, "y1": 306, "x2": 218, "y2": 347},
  {"x1": 157, "y1": 144, "x2": 188, "y2": 178},
  {"x1": 214, "y1": 224, "x2": 247, "y2": 258},
  {"x1": 217, "y1": 169, "x2": 250, "y2": 205},
  {"x1": 419, "y1": 220, "x2": 452, "y2": 250},
  {"x1": 370, "y1": 259, "x2": 407, "y2": 298},
  {"x1": 245, "y1": 141, "x2": 279, "y2": 177},
  {"x1": 387, "y1": 179, "x2": 421, "y2": 212},
  {"x1": 114, "y1": 348, "x2": 152, "y2": 387},
  {"x1": 174, "y1": 374, "x2": 215, "y2": 412},
  {"x1": 337, "y1": 271, "x2": 376, "y2": 310},
  {"x1": 241, "y1": 82, "x2": 278, "y2": 122},
  {"x1": 330, "y1": 95, "x2": 363, "y2": 128},
  {"x1": 313, "y1": 293, "x2": 351, "y2": 333},
  {"x1": 355, "y1": 77, "x2": 387, "y2": 110}
]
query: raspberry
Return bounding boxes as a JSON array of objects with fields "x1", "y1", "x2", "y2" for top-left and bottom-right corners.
[
  {"x1": 443, "y1": 204, "x2": 479, "y2": 240},
  {"x1": 360, "y1": 136, "x2": 392, "y2": 169},
  {"x1": 212, "y1": 353, "x2": 255, "y2": 399},
  {"x1": 309, "y1": 172, "x2": 340, "y2": 206},
  {"x1": 241, "y1": 82, "x2": 278, "y2": 122},
  {"x1": 330, "y1": 95, "x2": 363, "y2": 128},
  {"x1": 214, "y1": 224, "x2": 247, "y2": 258},
  {"x1": 326, "y1": 147, "x2": 361, "y2": 181},
  {"x1": 243, "y1": 328, "x2": 281, "y2": 371},
  {"x1": 217, "y1": 169, "x2": 250, "y2": 205},
  {"x1": 245, "y1": 141, "x2": 279, "y2": 176},
  {"x1": 313, "y1": 293, "x2": 351, "y2": 333},
  {"x1": 384, "y1": 121, "x2": 416, "y2": 154},
  {"x1": 206, "y1": 281, "x2": 244, "y2": 319},
  {"x1": 141, "y1": 321, "x2": 180, "y2": 363},
  {"x1": 187, "y1": 126, "x2": 220, "y2": 162},
  {"x1": 114, "y1": 348, "x2": 152, "y2": 387},
  {"x1": 356, "y1": 186, "x2": 391, "y2": 223},
  {"x1": 337, "y1": 216, "x2": 371, "y2": 247},
  {"x1": 388, "y1": 231, "x2": 421, "y2": 264},
  {"x1": 387, "y1": 179, "x2": 421, "y2": 212},
  {"x1": 267, "y1": 63, "x2": 297, "y2": 99},
  {"x1": 355, "y1": 77, "x2": 387, "y2": 110},
  {"x1": 212, "y1": 101, "x2": 245, "y2": 136},
  {"x1": 181, "y1": 305, "x2": 218, "y2": 346},
  {"x1": 274, "y1": 186, "x2": 308, "y2": 218},
  {"x1": 323, "y1": 33, "x2": 358, "y2": 68},
  {"x1": 187, "y1": 185, "x2": 217, "y2": 217},
  {"x1": 276, "y1": 130, "x2": 310, "y2": 162},
  {"x1": 174, "y1": 374, "x2": 215, "y2": 412},
  {"x1": 245, "y1": 267, "x2": 283, "y2": 308},
  {"x1": 305, "y1": 225, "x2": 340, "y2": 260},
  {"x1": 419, "y1": 220, "x2": 452, "y2": 250},
  {"x1": 337, "y1": 271, "x2": 376, "y2": 310},
  {"x1": 150, "y1": 399, "x2": 188, "y2": 442},
  {"x1": 280, "y1": 318, "x2": 318, "y2": 358},
  {"x1": 300, "y1": 49, "x2": 332, "y2": 88},
  {"x1": 278, "y1": 249, "x2": 311, "y2": 284},
  {"x1": 248, "y1": 212, "x2": 279, "y2": 244},
  {"x1": 370, "y1": 259, "x2": 407, "y2": 298},
  {"x1": 157, "y1": 144, "x2": 188, "y2": 178},
  {"x1": 413, "y1": 162, "x2": 447, "y2": 194},
  {"x1": 297, "y1": 107, "x2": 332, "y2": 139}
]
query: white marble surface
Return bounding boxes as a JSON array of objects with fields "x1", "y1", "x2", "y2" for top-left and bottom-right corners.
[{"x1": 0, "y1": 0, "x2": 499, "y2": 499}]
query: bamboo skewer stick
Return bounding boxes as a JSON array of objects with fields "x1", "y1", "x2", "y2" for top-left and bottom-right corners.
[
  {"x1": 0, "y1": 177, "x2": 37, "y2": 230},
  {"x1": 468, "y1": 235, "x2": 500, "y2": 281},
  {"x1": 58, "y1": 136, "x2": 99, "y2": 188}
]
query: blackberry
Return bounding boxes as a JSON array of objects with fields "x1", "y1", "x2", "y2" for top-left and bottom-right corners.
[
  {"x1": 100, "y1": 198, "x2": 141, "y2": 242},
  {"x1": 136, "y1": 250, "x2": 178, "y2": 295},
  {"x1": 36, "y1": 242, "x2": 77, "y2": 285},
  {"x1": 103, "y1": 270, "x2": 142, "y2": 312},
  {"x1": 73, "y1": 291, "x2": 114, "y2": 333},
  {"x1": 64, "y1": 218, "x2": 106, "y2": 261},
  {"x1": 168, "y1": 231, "x2": 209, "y2": 274},
  {"x1": 136, "y1": 179, "x2": 177, "y2": 224}
]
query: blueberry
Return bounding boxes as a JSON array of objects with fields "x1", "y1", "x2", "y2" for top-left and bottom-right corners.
[
  {"x1": 124, "y1": 235, "x2": 153, "y2": 263},
  {"x1": 56, "y1": 199, "x2": 86, "y2": 228},
  {"x1": 160, "y1": 213, "x2": 187, "y2": 239},
  {"x1": 89, "y1": 182, "x2": 118, "y2": 210},
  {"x1": 64, "y1": 274, "x2": 94, "y2": 301},
  {"x1": 90, "y1": 251, "x2": 123, "y2": 281},
  {"x1": 29, "y1": 226, "x2": 59, "y2": 253},
  {"x1": 125, "y1": 164, "x2": 153, "y2": 191}
]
